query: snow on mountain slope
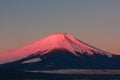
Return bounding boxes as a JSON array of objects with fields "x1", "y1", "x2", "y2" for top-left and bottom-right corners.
[{"x1": 0, "y1": 32, "x2": 112, "y2": 64}]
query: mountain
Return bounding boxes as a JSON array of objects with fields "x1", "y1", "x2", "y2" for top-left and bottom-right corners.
[{"x1": 0, "y1": 32, "x2": 120, "y2": 71}]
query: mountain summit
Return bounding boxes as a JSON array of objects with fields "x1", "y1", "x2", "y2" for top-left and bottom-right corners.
[{"x1": 0, "y1": 32, "x2": 112, "y2": 64}]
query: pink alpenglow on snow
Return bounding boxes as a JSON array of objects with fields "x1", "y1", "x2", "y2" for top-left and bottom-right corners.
[{"x1": 0, "y1": 32, "x2": 112, "y2": 64}]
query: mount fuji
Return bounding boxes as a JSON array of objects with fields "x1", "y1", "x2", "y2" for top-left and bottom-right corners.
[{"x1": 0, "y1": 32, "x2": 120, "y2": 72}]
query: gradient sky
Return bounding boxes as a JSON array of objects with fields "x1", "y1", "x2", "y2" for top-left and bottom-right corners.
[{"x1": 0, "y1": 0, "x2": 120, "y2": 54}]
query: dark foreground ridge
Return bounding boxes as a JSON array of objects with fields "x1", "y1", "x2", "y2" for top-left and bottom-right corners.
[{"x1": 0, "y1": 71, "x2": 120, "y2": 80}]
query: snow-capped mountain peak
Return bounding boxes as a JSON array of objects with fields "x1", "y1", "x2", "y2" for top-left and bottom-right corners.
[{"x1": 0, "y1": 32, "x2": 112, "y2": 64}]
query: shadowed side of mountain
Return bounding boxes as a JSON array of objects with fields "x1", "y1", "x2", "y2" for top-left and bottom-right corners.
[{"x1": 1, "y1": 49, "x2": 120, "y2": 72}]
